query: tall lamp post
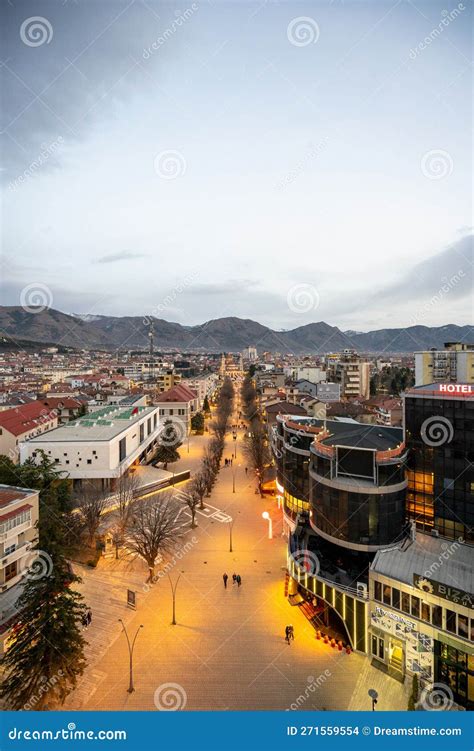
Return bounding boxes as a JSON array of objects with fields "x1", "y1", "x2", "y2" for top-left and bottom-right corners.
[
  {"x1": 232, "y1": 431, "x2": 237, "y2": 458},
  {"x1": 228, "y1": 518, "x2": 234, "y2": 552},
  {"x1": 118, "y1": 619, "x2": 143, "y2": 693},
  {"x1": 262, "y1": 511, "x2": 273, "y2": 539},
  {"x1": 368, "y1": 688, "x2": 378, "y2": 711},
  {"x1": 167, "y1": 574, "x2": 181, "y2": 625}
]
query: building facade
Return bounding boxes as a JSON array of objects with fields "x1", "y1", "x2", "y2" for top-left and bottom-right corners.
[
  {"x1": 415, "y1": 343, "x2": 474, "y2": 387},
  {"x1": 404, "y1": 382, "x2": 474, "y2": 542}
]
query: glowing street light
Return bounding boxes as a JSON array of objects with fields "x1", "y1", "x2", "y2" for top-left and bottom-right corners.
[{"x1": 262, "y1": 511, "x2": 272, "y2": 539}]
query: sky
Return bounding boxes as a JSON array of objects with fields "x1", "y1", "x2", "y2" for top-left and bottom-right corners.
[{"x1": 1, "y1": 0, "x2": 472, "y2": 332}]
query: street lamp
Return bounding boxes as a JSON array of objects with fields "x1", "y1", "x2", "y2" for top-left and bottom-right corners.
[
  {"x1": 228, "y1": 518, "x2": 234, "y2": 552},
  {"x1": 262, "y1": 511, "x2": 272, "y2": 539},
  {"x1": 167, "y1": 574, "x2": 181, "y2": 626},
  {"x1": 118, "y1": 619, "x2": 143, "y2": 693}
]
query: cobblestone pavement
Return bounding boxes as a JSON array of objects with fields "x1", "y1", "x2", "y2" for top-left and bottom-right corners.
[{"x1": 65, "y1": 413, "x2": 409, "y2": 712}]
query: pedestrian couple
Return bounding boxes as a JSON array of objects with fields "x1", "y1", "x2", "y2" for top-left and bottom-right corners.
[
  {"x1": 81, "y1": 608, "x2": 92, "y2": 628},
  {"x1": 285, "y1": 625, "x2": 295, "y2": 644},
  {"x1": 222, "y1": 572, "x2": 241, "y2": 588}
]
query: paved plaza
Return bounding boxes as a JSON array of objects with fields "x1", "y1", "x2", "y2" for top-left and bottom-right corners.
[{"x1": 65, "y1": 415, "x2": 409, "y2": 712}]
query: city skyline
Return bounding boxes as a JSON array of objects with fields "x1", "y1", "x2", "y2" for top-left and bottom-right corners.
[{"x1": 2, "y1": 0, "x2": 472, "y2": 330}]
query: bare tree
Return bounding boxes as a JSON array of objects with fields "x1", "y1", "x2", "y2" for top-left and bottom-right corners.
[
  {"x1": 111, "y1": 472, "x2": 140, "y2": 558},
  {"x1": 190, "y1": 471, "x2": 208, "y2": 510},
  {"x1": 126, "y1": 494, "x2": 181, "y2": 582},
  {"x1": 183, "y1": 487, "x2": 200, "y2": 528},
  {"x1": 76, "y1": 483, "x2": 109, "y2": 547},
  {"x1": 243, "y1": 422, "x2": 271, "y2": 496}
]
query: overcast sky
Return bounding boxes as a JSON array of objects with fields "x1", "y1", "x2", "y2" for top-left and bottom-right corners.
[{"x1": 1, "y1": 0, "x2": 472, "y2": 332}]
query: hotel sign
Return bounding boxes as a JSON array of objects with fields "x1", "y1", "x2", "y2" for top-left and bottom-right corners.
[
  {"x1": 439, "y1": 384, "x2": 472, "y2": 394},
  {"x1": 413, "y1": 575, "x2": 473, "y2": 607}
]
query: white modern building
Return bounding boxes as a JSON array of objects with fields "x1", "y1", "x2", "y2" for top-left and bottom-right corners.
[
  {"x1": 20, "y1": 404, "x2": 161, "y2": 493},
  {"x1": 0, "y1": 484, "x2": 39, "y2": 655}
]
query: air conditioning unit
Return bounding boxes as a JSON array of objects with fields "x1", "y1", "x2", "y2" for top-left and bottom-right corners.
[{"x1": 357, "y1": 582, "x2": 368, "y2": 598}]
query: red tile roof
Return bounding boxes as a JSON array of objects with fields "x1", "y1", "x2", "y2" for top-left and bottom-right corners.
[
  {"x1": 0, "y1": 488, "x2": 28, "y2": 508},
  {"x1": 0, "y1": 503, "x2": 33, "y2": 522},
  {"x1": 0, "y1": 402, "x2": 59, "y2": 437},
  {"x1": 155, "y1": 384, "x2": 198, "y2": 403}
]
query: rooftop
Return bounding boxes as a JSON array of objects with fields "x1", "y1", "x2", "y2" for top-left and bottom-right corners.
[
  {"x1": 0, "y1": 484, "x2": 37, "y2": 509},
  {"x1": 23, "y1": 404, "x2": 157, "y2": 443},
  {"x1": 0, "y1": 402, "x2": 59, "y2": 436},
  {"x1": 371, "y1": 533, "x2": 473, "y2": 595}
]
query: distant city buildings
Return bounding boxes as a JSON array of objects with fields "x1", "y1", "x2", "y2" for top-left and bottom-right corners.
[
  {"x1": 327, "y1": 349, "x2": 371, "y2": 400},
  {"x1": 415, "y1": 342, "x2": 474, "y2": 386}
]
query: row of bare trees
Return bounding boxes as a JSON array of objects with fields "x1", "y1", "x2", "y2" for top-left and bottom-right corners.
[
  {"x1": 241, "y1": 374, "x2": 271, "y2": 496},
  {"x1": 186, "y1": 378, "x2": 235, "y2": 518}
]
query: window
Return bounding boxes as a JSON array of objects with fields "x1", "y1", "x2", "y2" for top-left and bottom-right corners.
[
  {"x1": 5, "y1": 561, "x2": 17, "y2": 582},
  {"x1": 401, "y1": 592, "x2": 410, "y2": 614},
  {"x1": 383, "y1": 584, "x2": 391, "y2": 605},
  {"x1": 446, "y1": 610, "x2": 457, "y2": 634},
  {"x1": 87, "y1": 459, "x2": 92, "y2": 464},
  {"x1": 392, "y1": 588, "x2": 400, "y2": 610},
  {"x1": 458, "y1": 615, "x2": 469, "y2": 639},
  {"x1": 374, "y1": 581, "x2": 382, "y2": 602},
  {"x1": 411, "y1": 596, "x2": 420, "y2": 619},
  {"x1": 140, "y1": 423, "x2": 144, "y2": 442},
  {"x1": 422, "y1": 602, "x2": 430, "y2": 623},
  {"x1": 432, "y1": 605, "x2": 442, "y2": 627},
  {"x1": 4, "y1": 544, "x2": 15, "y2": 555},
  {"x1": 147, "y1": 418, "x2": 151, "y2": 435},
  {"x1": 0, "y1": 508, "x2": 31, "y2": 535},
  {"x1": 119, "y1": 437, "x2": 126, "y2": 462},
  {"x1": 153, "y1": 414, "x2": 157, "y2": 428}
]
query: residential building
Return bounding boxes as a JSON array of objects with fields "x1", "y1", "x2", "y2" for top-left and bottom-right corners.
[
  {"x1": 328, "y1": 350, "x2": 370, "y2": 400},
  {"x1": 404, "y1": 382, "x2": 474, "y2": 542},
  {"x1": 0, "y1": 402, "x2": 59, "y2": 464},
  {"x1": 155, "y1": 384, "x2": 199, "y2": 436},
  {"x1": 0, "y1": 485, "x2": 39, "y2": 655},
  {"x1": 415, "y1": 343, "x2": 474, "y2": 387},
  {"x1": 20, "y1": 404, "x2": 161, "y2": 493}
]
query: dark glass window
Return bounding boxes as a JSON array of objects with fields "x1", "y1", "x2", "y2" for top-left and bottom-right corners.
[
  {"x1": 374, "y1": 581, "x2": 382, "y2": 602},
  {"x1": 458, "y1": 615, "x2": 469, "y2": 639},
  {"x1": 411, "y1": 596, "x2": 420, "y2": 619},
  {"x1": 392, "y1": 588, "x2": 400, "y2": 610},
  {"x1": 140, "y1": 423, "x2": 144, "y2": 442},
  {"x1": 432, "y1": 605, "x2": 442, "y2": 627},
  {"x1": 401, "y1": 592, "x2": 410, "y2": 614},
  {"x1": 422, "y1": 602, "x2": 430, "y2": 623},
  {"x1": 446, "y1": 610, "x2": 457, "y2": 634},
  {"x1": 119, "y1": 437, "x2": 126, "y2": 462},
  {"x1": 383, "y1": 585, "x2": 391, "y2": 605}
]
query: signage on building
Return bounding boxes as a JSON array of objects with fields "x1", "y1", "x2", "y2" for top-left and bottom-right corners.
[
  {"x1": 373, "y1": 606, "x2": 416, "y2": 632},
  {"x1": 439, "y1": 384, "x2": 472, "y2": 394},
  {"x1": 413, "y1": 575, "x2": 473, "y2": 607}
]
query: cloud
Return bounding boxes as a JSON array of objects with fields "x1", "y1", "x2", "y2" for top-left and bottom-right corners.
[{"x1": 95, "y1": 251, "x2": 148, "y2": 264}]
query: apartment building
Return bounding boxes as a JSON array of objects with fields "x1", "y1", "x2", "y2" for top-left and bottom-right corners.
[
  {"x1": 328, "y1": 350, "x2": 370, "y2": 399},
  {"x1": 415, "y1": 342, "x2": 474, "y2": 386},
  {"x1": 0, "y1": 402, "x2": 59, "y2": 464}
]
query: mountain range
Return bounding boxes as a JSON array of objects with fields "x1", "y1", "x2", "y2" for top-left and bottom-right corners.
[{"x1": 0, "y1": 306, "x2": 472, "y2": 354}]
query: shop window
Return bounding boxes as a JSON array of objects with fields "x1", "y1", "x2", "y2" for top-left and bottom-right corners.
[
  {"x1": 392, "y1": 588, "x2": 400, "y2": 610},
  {"x1": 401, "y1": 592, "x2": 410, "y2": 614},
  {"x1": 446, "y1": 609, "x2": 457, "y2": 634}
]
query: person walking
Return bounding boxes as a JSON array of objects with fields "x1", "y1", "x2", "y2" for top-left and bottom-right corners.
[
  {"x1": 223, "y1": 572, "x2": 228, "y2": 589},
  {"x1": 285, "y1": 625, "x2": 291, "y2": 644},
  {"x1": 236, "y1": 574, "x2": 242, "y2": 587},
  {"x1": 232, "y1": 573, "x2": 237, "y2": 585},
  {"x1": 245, "y1": 466, "x2": 248, "y2": 475},
  {"x1": 288, "y1": 624, "x2": 294, "y2": 641},
  {"x1": 87, "y1": 608, "x2": 92, "y2": 626}
]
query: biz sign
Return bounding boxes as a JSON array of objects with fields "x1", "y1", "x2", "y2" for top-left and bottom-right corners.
[
  {"x1": 414, "y1": 574, "x2": 473, "y2": 608},
  {"x1": 439, "y1": 384, "x2": 472, "y2": 394}
]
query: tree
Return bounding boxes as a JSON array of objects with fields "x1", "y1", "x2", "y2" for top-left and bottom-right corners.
[
  {"x1": 111, "y1": 473, "x2": 140, "y2": 558},
  {"x1": 154, "y1": 419, "x2": 182, "y2": 469},
  {"x1": 191, "y1": 411, "x2": 205, "y2": 434},
  {"x1": 126, "y1": 494, "x2": 180, "y2": 582},
  {"x1": 202, "y1": 395, "x2": 211, "y2": 415},
  {"x1": 76, "y1": 484, "x2": 108, "y2": 547},
  {"x1": 243, "y1": 421, "x2": 270, "y2": 496},
  {"x1": 183, "y1": 486, "x2": 200, "y2": 528},
  {"x1": 189, "y1": 471, "x2": 207, "y2": 510}
]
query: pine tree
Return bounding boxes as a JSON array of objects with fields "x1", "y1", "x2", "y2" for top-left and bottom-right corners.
[
  {"x1": 154, "y1": 420, "x2": 182, "y2": 469},
  {"x1": 202, "y1": 395, "x2": 211, "y2": 414}
]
